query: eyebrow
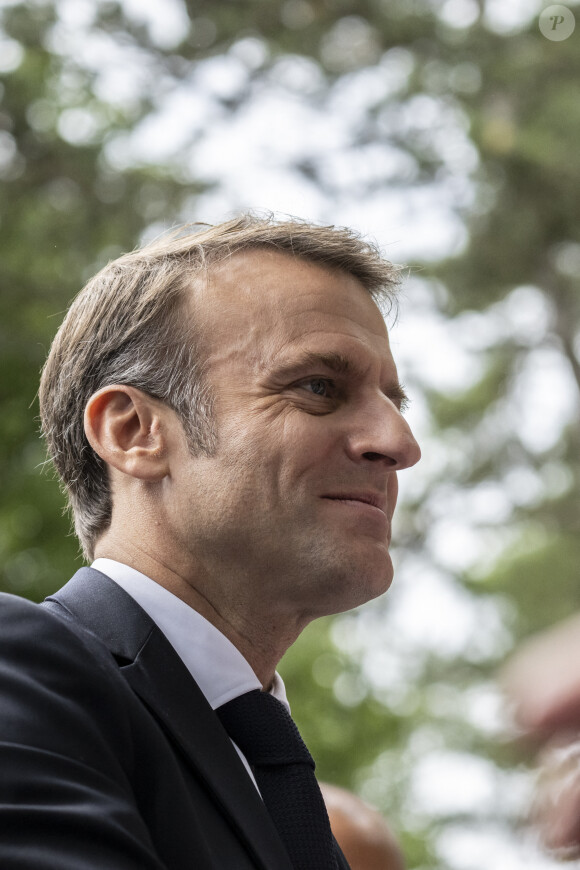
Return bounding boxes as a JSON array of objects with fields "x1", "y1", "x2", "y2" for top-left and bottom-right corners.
[{"x1": 273, "y1": 350, "x2": 410, "y2": 409}]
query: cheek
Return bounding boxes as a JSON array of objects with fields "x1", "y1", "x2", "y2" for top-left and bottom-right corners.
[
  {"x1": 224, "y1": 409, "x2": 339, "y2": 500},
  {"x1": 276, "y1": 417, "x2": 337, "y2": 482},
  {"x1": 220, "y1": 428, "x2": 285, "y2": 504},
  {"x1": 281, "y1": 409, "x2": 339, "y2": 454}
]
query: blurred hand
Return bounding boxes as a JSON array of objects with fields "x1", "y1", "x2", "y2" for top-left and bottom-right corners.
[
  {"x1": 531, "y1": 737, "x2": 580, "y2": 858},
  {"x1": 502, "y1": 613, "x2": 580, "y2": 857},
  {"x1": 502, "y1": 613, "x2": 580, "y2": 736}
]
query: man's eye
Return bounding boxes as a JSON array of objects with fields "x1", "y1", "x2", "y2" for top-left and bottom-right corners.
[{"x1": 302, "y1": 378, "x2": 334, "y2": 397}]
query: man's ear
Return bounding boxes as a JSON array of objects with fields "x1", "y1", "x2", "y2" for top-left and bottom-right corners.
[{"x1": 84, "y1": 385, "x2": 170, "y2": 481}]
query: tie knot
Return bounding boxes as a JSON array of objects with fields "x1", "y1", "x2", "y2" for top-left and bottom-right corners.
[{"x1": 217, "y1": 689, "x2": 314, "y2": 769}]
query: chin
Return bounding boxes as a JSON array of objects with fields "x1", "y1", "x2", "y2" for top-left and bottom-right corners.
[
  {"x1": 325, "y1": 558, "x2": 394, "y2": 616},
  {"x1": 296, "y1": 536, "x2": 394, "y2": 615},
  {"x1": 361, "y1": 566, "x2": 394, "y2": 604}
]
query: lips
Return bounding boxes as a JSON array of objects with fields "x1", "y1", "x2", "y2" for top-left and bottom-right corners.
[{"x1": 322, "y1": 492, "x2": 387, "y2": 514}]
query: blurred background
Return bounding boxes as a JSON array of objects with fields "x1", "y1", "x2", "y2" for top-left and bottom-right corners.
[{"x1": 1, "y1": 0, "x2": 579, "y2": 866}]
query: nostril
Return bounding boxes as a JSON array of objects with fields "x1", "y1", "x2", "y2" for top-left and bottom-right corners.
[{"x1": 363, "y1": 451, "x2": 396, "y2": 464}]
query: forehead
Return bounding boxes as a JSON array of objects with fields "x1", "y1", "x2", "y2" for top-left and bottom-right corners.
[{"x1": 196, "y1": 248, "x2": 393, "y2": 371}]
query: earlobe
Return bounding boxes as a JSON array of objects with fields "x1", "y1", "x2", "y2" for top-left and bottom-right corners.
[{"x1": 84, "y1": 385, "x2": 169, "y2": 481}]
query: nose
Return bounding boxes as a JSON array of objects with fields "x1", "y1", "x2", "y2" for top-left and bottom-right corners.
[{"x1": 345, "y1": 393, "x2": 421, "y2": 470}]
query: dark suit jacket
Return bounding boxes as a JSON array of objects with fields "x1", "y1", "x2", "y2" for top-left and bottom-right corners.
[{"x1": 0, "y1": 567, "x2": 350, "y2": 869}]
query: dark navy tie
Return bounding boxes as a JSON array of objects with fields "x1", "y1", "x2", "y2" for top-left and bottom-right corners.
[{"x1": 217, "y1": 689, "x2": 340, "y2": 870}]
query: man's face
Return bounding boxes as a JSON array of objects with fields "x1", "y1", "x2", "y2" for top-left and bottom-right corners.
[{"x1": 164, "y1": 249, "x2": 420, "y2": 622}]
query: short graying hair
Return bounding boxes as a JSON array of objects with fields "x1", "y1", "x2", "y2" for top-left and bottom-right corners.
[{"x1": 38, "y1": 213, "x2": 402, "y2": 562}]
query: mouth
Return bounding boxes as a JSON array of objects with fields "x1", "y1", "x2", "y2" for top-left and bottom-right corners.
[{"x1": 322, "y1": 493, "x2": 387, "y2": 515}]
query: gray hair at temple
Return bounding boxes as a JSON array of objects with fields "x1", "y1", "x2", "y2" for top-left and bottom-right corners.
[{"x1": 38, "y1": 213, "x2": 403, "y2": 563}]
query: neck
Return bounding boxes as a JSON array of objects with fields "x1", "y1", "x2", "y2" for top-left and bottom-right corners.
[{"x1": 93, "y1": 536, "x2": 305, "y2": 689}]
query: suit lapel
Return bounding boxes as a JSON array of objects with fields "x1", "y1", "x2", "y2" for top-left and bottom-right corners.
[{"x1": 45, "y1": 568, "x2": 293, "y2": 870}]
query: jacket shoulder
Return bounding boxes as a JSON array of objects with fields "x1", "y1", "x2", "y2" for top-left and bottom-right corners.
[
  {"x1": 0, "y1": 589, "x2": 120, "y2": 672},
  {"x1": 0, "y1": 590, "x2": 132, "y2": 759}
]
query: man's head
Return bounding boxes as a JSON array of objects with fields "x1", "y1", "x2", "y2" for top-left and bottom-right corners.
[
  {"x1": 39, "y1": 214, "x2": 419, "y2": 635},
  {"x1": 321, "y1": 783, "x2": 406, "y2": 870}
]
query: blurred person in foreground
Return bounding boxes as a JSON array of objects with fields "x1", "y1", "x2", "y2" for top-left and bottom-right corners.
[
  {"x1": 322, "y1": 783, "x2": 406, "y2": 870},
  {"x1": 0, "y1": 214, "x2": 420, "y2": 869},
  {"x1": 502, "y1": 614, "x2": 580, "y2": 859}
]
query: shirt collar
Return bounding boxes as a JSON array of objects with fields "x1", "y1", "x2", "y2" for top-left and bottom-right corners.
[{"x1": 91, "y1": 558, "x2": 289, "y2": 712}]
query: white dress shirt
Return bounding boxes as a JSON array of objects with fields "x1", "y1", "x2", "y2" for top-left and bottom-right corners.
[{"x1": 91, "y1": 557, "x2": 289, "y2": 792}]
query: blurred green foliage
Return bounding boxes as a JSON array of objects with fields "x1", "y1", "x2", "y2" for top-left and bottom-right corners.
[{"x1": 1, "y1": 1, "x2": 579, "y2": 866}]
